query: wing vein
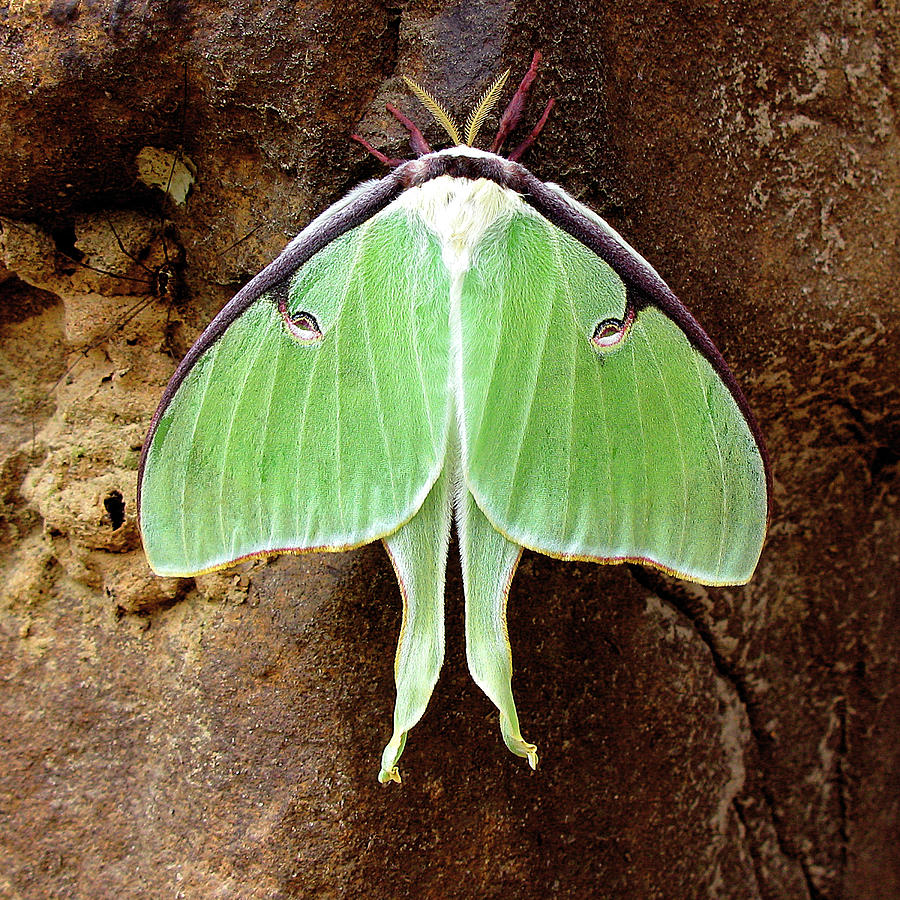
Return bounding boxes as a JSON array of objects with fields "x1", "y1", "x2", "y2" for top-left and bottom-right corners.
[
  {"x1": 295, "y1": 220, "x2": 372, "y2": 543},
  {"x1": 360, "y1": 243, "x2": 399, "y2": 514},
  {"x1": 503, "y1": 230, "x2": 554, "y2": 520},
  {"x1": 180, "y1": 342, "x2": 220, "y2": 568},
  {"x1": 408, "y1": 225, "x2": 438, "y2": 451},
  {"x1": 258, "y1": 331, "x2": 283, "y2": 544},
  {"x1": 466, "y1": 269, "x2": 506, "y2": 460},
  {"x1": 333, "y1": 282, "x2": 345, "y2": 535},
  {"x1": 294, "y1": 316, "x2": 329, "y2": 543},
  {"x1": 549, "y1": 230, "x2": 577, "y2": 547},
  {"x1": 642, "y1": 327, "x2": 690, "y2": 564},
  {"x1": 690, "y1": 349, "x2": 729, "y2": 579},
  {"x1": 216, "y1": 316, "x2": 270, "y2": 556},
  {"x1": 629, "y1": 329, "x2": 651, "y2": 554}
]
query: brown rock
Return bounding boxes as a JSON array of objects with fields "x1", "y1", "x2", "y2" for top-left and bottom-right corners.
[{"x1": 1, "y1": 1, "x2": 897, "y2": 898}]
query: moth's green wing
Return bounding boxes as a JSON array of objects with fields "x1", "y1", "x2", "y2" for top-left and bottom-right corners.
[
  {"x1": 140, "y1": 208, "x2": 451, "y2": 576},
  {"x1": 460, "y1": 208, "x2": 767, "y2": 585}
]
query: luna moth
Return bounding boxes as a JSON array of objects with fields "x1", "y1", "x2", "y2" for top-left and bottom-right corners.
[{"x1": 138, "y1": 54, "x2": 770, "y2": 784}]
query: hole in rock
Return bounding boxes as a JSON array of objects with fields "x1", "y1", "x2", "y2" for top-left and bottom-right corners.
[{"x1": 104, "y1": 490, "x2": 125, "y2": 529}]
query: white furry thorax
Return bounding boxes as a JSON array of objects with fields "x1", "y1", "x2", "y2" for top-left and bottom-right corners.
[{"x1": 398, "y1": 171, "x2": 522, "y2": 277}]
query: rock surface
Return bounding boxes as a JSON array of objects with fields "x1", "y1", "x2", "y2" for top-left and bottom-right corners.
[{"x1": 1, "y1": 1, "x2": 897, "y2": 898}]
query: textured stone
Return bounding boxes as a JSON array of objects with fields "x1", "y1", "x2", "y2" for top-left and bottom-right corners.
[{"x1": 1, "y1": 1, "x2": 897, "y2": 898}]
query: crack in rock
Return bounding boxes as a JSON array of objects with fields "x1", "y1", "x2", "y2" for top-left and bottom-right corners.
[{"x1": 630, "y1": 564, "x2": 813, "y2": 899}]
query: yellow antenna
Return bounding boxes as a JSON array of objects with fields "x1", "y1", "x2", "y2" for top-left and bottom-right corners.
[
  {"x1": 465, "y1": 69, "x2": 510, "y2": 147},
  {"x1": 402, "y1": 75, "x2": 462, "y2": 146}
]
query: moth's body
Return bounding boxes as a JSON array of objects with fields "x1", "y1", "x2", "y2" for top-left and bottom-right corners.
[
  {"x1": 402, "y1": 171, "x2": 533, "y2": 499},
  {"x1": 139, "y1": 142, "x2": 770, "y2": 782},
  {"x1": 402, "y1": 152, "x2": 518, "y2": 272}
]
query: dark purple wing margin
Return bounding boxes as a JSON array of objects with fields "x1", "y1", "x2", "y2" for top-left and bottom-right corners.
[{"x1": 137, "y1": 170, "x2": 406, "y2": 508}]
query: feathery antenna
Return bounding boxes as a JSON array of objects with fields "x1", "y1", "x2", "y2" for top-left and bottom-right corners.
[
  {"x1": 465, "y1": 69, "x2": 510, "y2": 147},
  {"x1": 402, "y1": 75, "x2": 462, "y2": 146}
]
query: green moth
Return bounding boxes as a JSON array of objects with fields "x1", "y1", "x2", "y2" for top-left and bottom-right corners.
[{"x1": 139, "y1": 55, "x2": 770, "y2": 783}]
